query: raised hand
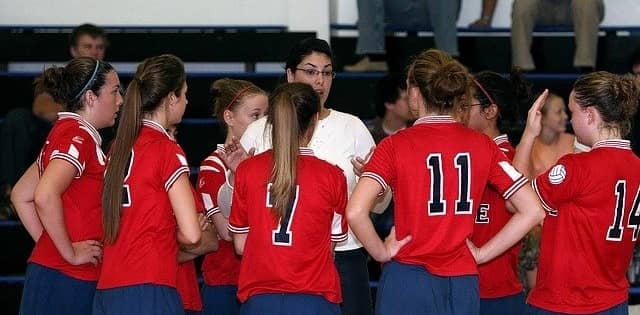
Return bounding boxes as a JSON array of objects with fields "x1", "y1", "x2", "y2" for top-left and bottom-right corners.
[
  {"x1": 70, "y1": 239, "x2": 102, "y2": 266},
  {"x1": 220, "y1": 137, "x2": 255, "y2": 173},
  {"x1": 523, "y1": 89, "x2": 549, "y2": 139}
]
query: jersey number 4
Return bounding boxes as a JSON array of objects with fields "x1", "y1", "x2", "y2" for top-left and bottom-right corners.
[
  {"x1": 606, "y1": 180, "x2": 640, "y2": 241},
  {"x1": 426, "y1": 153, "x2": 473, "y2": 216},
  {"x1": 267, "y1": 183, "x2": 300, "y2": 246}
]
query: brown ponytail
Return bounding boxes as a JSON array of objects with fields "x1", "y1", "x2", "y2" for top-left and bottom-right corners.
[
  {"x1": 102, "y1": 54, "x2": 185, "y2": 244},
  {"x1": 266, "y1": 83, "x2": 320, "y2": 217}
]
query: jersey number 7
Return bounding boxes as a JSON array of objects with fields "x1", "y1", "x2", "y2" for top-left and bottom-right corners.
[{"x1": 266, "y1": 183, "x2": 300, "y2": 246}]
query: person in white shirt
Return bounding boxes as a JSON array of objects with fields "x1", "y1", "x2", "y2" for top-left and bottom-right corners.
[{"x1": 240, "y1": 37, "x2": 383, "y2": 315}]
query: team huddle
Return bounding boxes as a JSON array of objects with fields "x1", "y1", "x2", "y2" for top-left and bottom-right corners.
[{"x1": 11, "y1": 37, "x2": 640, "y2": 315}]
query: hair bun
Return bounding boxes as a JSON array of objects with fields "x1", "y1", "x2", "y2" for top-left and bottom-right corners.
[
  {"x1": 40, "y1": 66, "x2": 71, "y2": 104},
  {"x1": 430, "y1": 63, "x2": 469, "y2": 104}
]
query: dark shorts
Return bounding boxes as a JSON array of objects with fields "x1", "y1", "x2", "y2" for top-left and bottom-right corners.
[
  {"x1": 526, "y1": 302, "x2": 628, "y2": 315},
  {"x1": 240, "y1": 293, "x2": 340, "y2": 315},
  {"x1": 480, "y1": 292, "x2": 525, "y2": 315},
  {"x1": 93, "y1": 283, "x2": 184, "y2": 315},
  {"x1": 201, "y1": 284, "x2": 240, "y2": 315},
  {"x1": 20, "y1": 263, "x2": 97, "y2": 315},
  {"x1": 376, "y1": 260, "x2": 479, "y2": 315}
]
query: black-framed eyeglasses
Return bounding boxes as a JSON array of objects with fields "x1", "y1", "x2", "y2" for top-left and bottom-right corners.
[{"x1": 295, "y1": 68, "x2": 336, "y2": 78}]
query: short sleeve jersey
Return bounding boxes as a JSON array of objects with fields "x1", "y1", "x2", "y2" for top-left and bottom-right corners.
[
  {"x1": 228, "y1": 148, "x2": 348, "y2": 303},
  {"x1": 528, "y1": 140, "x2": 640, "y2": 314},
  {"x1": 362, "y1": 116, "x2": 527, "y2": 276},
  {"x1": 470, "y1": 135, "x2": 523, "y2": 298},
  {"x1": 240, "y1": 110, "x2": 375, "y2": 251},
  {"x1": 29, "y1": 112, "x2": 105, "y2": 281},
  {"x1": 197, "y1": 145, "x2": 241, "y2": 286},
  {"x1": 98, "y1": 120, "x2": 190, "y2": 289}
]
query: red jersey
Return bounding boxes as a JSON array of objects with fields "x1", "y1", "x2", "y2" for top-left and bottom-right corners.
[
  {"x1": 228, "y1": 148, "x2": 348, "y2": 303},
  {"x1": 98, "y1": 119, "x2": 190, "y2": 289},
  {"x1": 470, "y1": 135, "x2": 523, "y2": 298},
  {"x1": 176, "y1": 261, "x2": 202, "y2": 311},
  {"x1": 197, "y1": 147, "x2": 241, "y2": 286},
  {"x1": 29, "y1": 112, "x2": 105, "y2": 281},
  {"x1": 362, "y1": 116, "x2": 527, "y2": 276},
  {"x1": 528, "y1": 140, "x2": 640, "y2": 313},
  {"x1": 176, "y1": 188, "x2": 205, "y2": 311}
]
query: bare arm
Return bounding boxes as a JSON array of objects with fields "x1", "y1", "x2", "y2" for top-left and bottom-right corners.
[
  {"x1": 232, "y1": 232, "x2": 247, "y2": 256},
  {"x1": 211, "y1": 212, "x2": 232, "y2": 241},
  {"x1": 468, "y1": 184, "x2": 545, "y2": 264},
  {"x1": 11, "y1": 163, "x2": 43, "y2": 241},
  {"x1": 347, "y1": 177, "x2": 411, "y2": 262},
  {"x1": 35, "y1": 160, "x2": 101, "y2": 265},
  {"x1": 178, "y1": 214, "x2": 219, "y2": 263},
  {"x1": 512, "y1": 90, "x2": 548, "y2": 179},
  {"x1": 169, "y1": 174, "x2": 201, "y2": 246}
]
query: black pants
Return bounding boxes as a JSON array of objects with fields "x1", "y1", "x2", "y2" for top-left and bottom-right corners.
[{"x1": 335, "y1": 248, "x2": 373, "y2": 315}]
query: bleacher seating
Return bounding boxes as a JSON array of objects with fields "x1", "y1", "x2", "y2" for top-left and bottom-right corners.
[{"x1": 2, "y1": 24, "x2": 640, "y2": 313}]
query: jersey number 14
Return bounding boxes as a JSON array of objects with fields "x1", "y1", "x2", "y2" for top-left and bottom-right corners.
[{"x1": 606, "y1": 180, "x2": 640, "y2": 241}]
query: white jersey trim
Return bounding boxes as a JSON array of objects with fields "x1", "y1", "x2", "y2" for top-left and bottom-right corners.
[
  {"x1": 228, "y1": 223, "x2": 249, "y2": 234},
  {"x1": 361, "y1": 171, "x2": 388, "y2": 195},
  {"x1": 592, "y1": 139, "x2": 631, "y2": 150},
  {"x1": 502, "y1": 175, "x2": 528, "y2": 200},
  {"x1": 532, "y1": 178, "x2": 559, "y2": 215},
  {"x1": 164, "y1": 166, "x2": 190, "y2": 191},
  {"x1": 142, "y1": 119, "x2": 172, "y2": 140},
  {"x1": 50, "y1": 152, "x2": 84, "y2": 177},
  {"x1": 57, "y1": 112, "x2": 102, "y2": 146}
]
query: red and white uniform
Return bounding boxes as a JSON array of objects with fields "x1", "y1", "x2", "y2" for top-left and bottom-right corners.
[
  {"x1": 528, "y1": 140, "x2": 640, "y2": 314},
  {"x1": 471, "y1": 135, "x2": 523, "y2": 298},
  {"x1": 29, "y1": 112, "x2": 105, "y2": 281},
  {"x1": 228, "y1": 148, "x2": 348, "y2": 303},
  {"x1": 197, "y1": 145, "x2": 241, "y2": 286},
  {"x1": 98, "y1": 119, "x2": 190, "y2": 289},
  {"x1": 176, "y1": 189, "x2": 205, "y2": 312},
  {"x1": 362, "y1": 116, "x2": 527, "y2": 276}
]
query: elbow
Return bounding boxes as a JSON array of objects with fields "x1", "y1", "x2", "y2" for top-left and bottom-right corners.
[
  {"x1": 534, "y1": 207, "x2": 546, "y2": 225},
  {"x1": 346, "y1": 206, "x2": 361, "y2": 226},
  {"x1": 33, "y1": 189, "x2": 56, "y2": 214},
  {"x1": 10, "y1": 188, "x2": 27, "y2": 209},
  {"x1": 182, "y1": 230, "x2": 202, "y2": 247}
]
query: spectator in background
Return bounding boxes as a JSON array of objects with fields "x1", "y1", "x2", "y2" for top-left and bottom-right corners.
[
  {"x1": 345, "y1": 0, "x2": 461, "y2": 72},
  {"x1": 511, "y1": 0, "x2": 604, "y2": 72},
  {"x1": 468, "y1": 0, "x2": 498, "y2": 28},
  {"x1": 0, "y1": 23, "x2": 108, "y2": 219},
  {"x1": 367, "y1": 73, "x2": 411, "y2": 144},
  {"x1": 69, "y1": 23, "x2": 108, "y2": 60}
]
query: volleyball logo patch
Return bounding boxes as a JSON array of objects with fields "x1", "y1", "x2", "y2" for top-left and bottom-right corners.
[{"x1": 548, "y1": 164, "x2": 566, "y2": 185}]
